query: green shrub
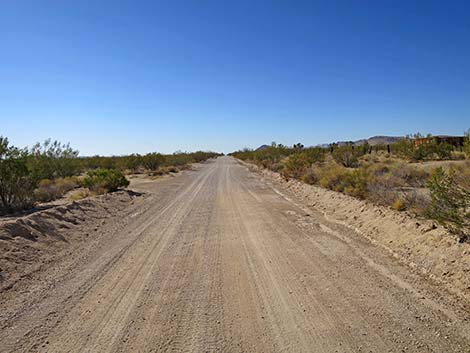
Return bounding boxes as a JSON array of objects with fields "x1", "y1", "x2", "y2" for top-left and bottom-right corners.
[
  {"x1": 412, "y1": 142, "x2": 453, "y2": 161},
  {"x1": 281, "y1": 153, "x2": 310, "y2": 180},
  {"x1": 391, "y1": 137, "x2": 415, "y2": 158},
  {"x1": 426, "y1": 167, "x2": 470, "y2": 241},
  {"x1": 142, "y1": 152, "x2": 165, "y2": 171},
  {"x1": 302, "y1": 148, "x2": 325, "y2": 164},
  {"x1": 0, "y1": 137, "x2": 35, "y2": 213},
  {"x1": 27, "y1": 139, "x2": 79, "y2": 181},
  {"x1": 301, "y1": 167, "x2": 317, "y2": 185},
  {"x1": 332, "y1": 146, "x2": 360, "y2": 168},
  {"x1": 464, "y1": 129, "x2": 470, "y2": 158},
  {"x1": 316, "y1": 163, "x2": 349, "y2": 191},
  {"x1": 340, "y1": 168, "x2": 370, "y2": 198},
  {"x1": 82, "y1": 169, "x2": 129, "y2": 193}
]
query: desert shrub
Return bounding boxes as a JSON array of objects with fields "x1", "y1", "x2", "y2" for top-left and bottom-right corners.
[
  {"x1": 390, "y1": 134, "x2": 455, "y2": 161},
  {"x1": 410, "y1": 141, "x2": 453, "y2": 161},
  {"x1": 332, "y1": 146, "x2": 360, "y2": 168},
  {"x1": 34, "y1": 177, "x2": 79, "y2": 202},
  {"x1": 301, "y1": 167, "x2": 317, "y2": 185},
  {"x1": 426, "y1": 167, "x2": 470, "y2": 241},
  {"x1": 452, "y1": 162, "x2": 470, "y2": 191},
  {"x1": 165, "y1": 166, "x2": 179, "y2": 173},
  {"x1": 464, "y1": 130, "x2": 470, "y2": 158},
  {"x1": 231, "y1": 143, "x2": 295, "y2": 171},
  {"x1": 436, "y1": 143, "x2": 453, "y2": 160},
  {"x1": 303, "y1": 147, "x2": 325, "y2": 164},
  {"x1": 68, "y1": 188, "x2": 93, "y2": 201},
  {"x1": 316, "y1": 163, "x2": 349, "y2": 191},
  {"x1": 452, "y1": 151, "x2": 466, "y2": 160},
  {"x1": 391, "y1": 198, "x2": 406, "y2": 211},
  {"x1": 366, "y1": 168, "x2": 402, "y2": 204},
  {"x1": 82, "y1": 169, "x2": 129, "y2": 194},
  {"x1": 281, "y1": 153, "x2": 310, "y2": 180},
  {"x1": 390, "y1": 164, "x2": 429, "y2": 188},
  {"x1": 403, "y1": 189, "x2": 430, "y2": 215},
  {"x1": 390, "y1": 137, "x2": 415, "y2": 158},
  {"x1": 340, "y1": 168, "x2": 370, "y2": 198},
  {"x1": 27, "y1": 139, "x2": 80, "y2": 181},
  {"x1": 78, "y1": 151, "x2": 221, "y2": 174},
  {"x1": 142, "y1": 152, "x2": 165, "y2": 171},
  {"x1": 0, "y1": 137, "x2": 35, "y2": 213}
]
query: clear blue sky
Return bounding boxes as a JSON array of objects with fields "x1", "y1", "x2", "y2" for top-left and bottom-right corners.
[{"x1": 1, "y1": 1, "x2": 469, "y2": 155}]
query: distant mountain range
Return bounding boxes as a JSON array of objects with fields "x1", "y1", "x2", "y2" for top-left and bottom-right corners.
[
  {"x1": 255, "y1": 144, "x2": 270, "y2": 151},
  {"x1": 256, "y1": 136, "x2": 404, "y2": 150},
  {"x1": 339, "y1": 135, "x2": 403, "y2": 147}
]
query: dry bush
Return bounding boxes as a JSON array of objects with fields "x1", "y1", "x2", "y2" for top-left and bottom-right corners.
[
  {"x1": 34, "y1": 177, "x2": 79, "y2": 202},
  {"x1": 451, "y1": 151, "x2": 466, "y2": 160},
  {"x1": 403, "y1": 189, "x2": 430, "y2": 215},
  {"x1": 68, "y1": 188, "x2": 93, "y2": 201},
  {"x1": 281, "y1": 153, "x2": 310, "y2": 180},
  {"x1": 389, "y1": 163, "x2": 429, "y2": 188},
  {"x1": 452, "y1": 161, "x2": 470, "y2": 190},
  {"x1": 301, "y1": 166, "x2": 317, "y2": 185},
  {"x1": 316, "y1": 162, "x2": 349, "y2": 191},
  {"x1": 332, "y1": 146, "x2": 360, "y2": 167},
  {"x1": 391, "y1": 198, "x2": 406, "y2": 211}
]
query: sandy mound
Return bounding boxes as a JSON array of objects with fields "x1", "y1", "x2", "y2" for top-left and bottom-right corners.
[
  {"x1": 247, "y1": 163, "x2": 470, "y2": 305},
  {"x1": 0, "y1": 191, "x2": 141, "y2": 291}
]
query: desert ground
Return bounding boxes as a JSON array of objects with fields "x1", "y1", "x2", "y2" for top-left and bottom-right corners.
[{"x1": 1, "y1": 156, "x2": 469, "y2": 352}]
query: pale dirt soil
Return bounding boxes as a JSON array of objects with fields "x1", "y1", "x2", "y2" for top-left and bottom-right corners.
[{"x1": 0, "y1": 157, "x2": 469, "y2": 352}]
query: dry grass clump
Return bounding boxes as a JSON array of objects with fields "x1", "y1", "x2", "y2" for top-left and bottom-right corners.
[
  {"x1": 34, "y1": 177, "x2": 80, "y2": 202},
  {"x1": 452, "y1": 161, "x2": 470, "y2": 190},
  {"x1": 68, "y1": 188, "x2": 94, "y2": 201},
  {"x1": 150, "y1": 165, "x2": 182, "y2": 177},
  {"x1": 391, "y1": 197, "x2": 406, "y2": 211}
]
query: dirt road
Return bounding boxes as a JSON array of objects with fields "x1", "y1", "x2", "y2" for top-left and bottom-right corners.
[{"x1": 1, "y1": 157, "x2": 469, "y2": 352}]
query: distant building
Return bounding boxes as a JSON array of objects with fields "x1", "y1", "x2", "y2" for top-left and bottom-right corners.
[{"x1": 414, "y1": 135, "x2": 465, "y2": 148}]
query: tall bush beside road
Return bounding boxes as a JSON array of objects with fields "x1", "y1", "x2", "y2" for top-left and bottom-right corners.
[
  {"x1": 426, "y1": 167, "x2": 470, "y2": 242},
  {"x1": 0, "y1": 137, "x2": 35, "y2": 213}
]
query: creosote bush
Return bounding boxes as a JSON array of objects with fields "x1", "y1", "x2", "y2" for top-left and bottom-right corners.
[
  {"x1": 82, "y1": 169, "x2": 130, "y2": 194},
  {"x1": 282, "y1": 153, "x2": 310, "y2": 180},
  {"x1": 332, "y1": 146, "x2": 361, "y2": 168},
  {"x1": 426, "y1": 168, "x2": 470, "y2": 241},
  {"x1": 0, "y1": 137, "x2": 35, "y2": 213}
]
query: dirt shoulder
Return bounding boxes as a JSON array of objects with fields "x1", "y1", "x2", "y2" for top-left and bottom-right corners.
[
  {"x1": 0, "y1": 189, "x2": 144, "y2": 293},
  {"x1": 241, "y1": 161, "x2": 470, "y2": 307}
]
